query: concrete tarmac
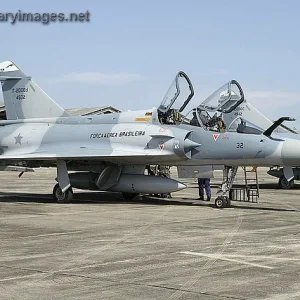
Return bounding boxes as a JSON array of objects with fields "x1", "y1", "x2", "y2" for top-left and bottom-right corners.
[{"x1": 0, "y1": 167, "x2": 300, "y2": 300}]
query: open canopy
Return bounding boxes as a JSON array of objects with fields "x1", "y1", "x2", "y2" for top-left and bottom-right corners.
[
  {"x1": 157, "y1": 72, "x2": 245, "y2": 130},
  {"x1": 158, "y1": 71, "x2": 194, "y2": 115},
  {"x1": 197, "y1": 80, "x2": 244, "y2": 113}
]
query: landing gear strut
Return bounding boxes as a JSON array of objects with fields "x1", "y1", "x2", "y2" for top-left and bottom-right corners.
[
  {"x1": 54, "y1": 160, "x2": 73, "y2": 203},
  {"x1": 53, "y1": 183, "x2": 73, "y2": 203},
  {"x1": 215, "y1": 166, "x2": 238, "y2": 208}
]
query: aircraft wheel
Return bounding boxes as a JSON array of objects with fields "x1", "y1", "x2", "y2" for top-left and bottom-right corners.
[
  {"x1": 215, "y1": 196, "x2": 227, "y2": 209},
  {"x1": 278, "y1": 176, "x2": 294, "y2": 189},
  {"x1": 122, "y1": 192, "x2": 138, "y2": 200},
  {"x1": 53, "y1": 183, "x2": 73, "y2": 203},
  {"x1": 160, "y1": 193, "x2": 171, "y2": 198}
]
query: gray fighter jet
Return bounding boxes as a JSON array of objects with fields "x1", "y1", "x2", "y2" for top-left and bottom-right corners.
[{"x1": 0, "y1": 61, "x2": 300, "y2": 207}]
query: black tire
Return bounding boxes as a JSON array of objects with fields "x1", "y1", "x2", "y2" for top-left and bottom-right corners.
[
  {"x1": 160, "y1": 193, "x2": 171, "y2": 198},
  {"x1": 278, "y1": 176, "x2": 294, "y2": 189},
  {"x1": 53, "y1": 183, "x2": 73, "y2": 203},
  {"x1": 122, "y1": 192, "x2": 138, "y2": 200},
  {"x1": 215, "y1": 196, "x2": 227, "y2": 209}
]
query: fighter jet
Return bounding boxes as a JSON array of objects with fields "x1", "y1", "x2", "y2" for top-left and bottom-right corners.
[{"x1": 1, "y1": 61, "x2": 300, "y2": 208}]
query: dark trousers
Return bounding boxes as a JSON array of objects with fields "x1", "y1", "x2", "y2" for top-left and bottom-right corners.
[{"x1": 198, "y1": 178, "x2": 211, "y2": 197}]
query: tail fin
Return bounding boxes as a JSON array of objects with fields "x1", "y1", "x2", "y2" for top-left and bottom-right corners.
[{"x1": 0, "y1": 61, "x2": 70, "y2": 119}]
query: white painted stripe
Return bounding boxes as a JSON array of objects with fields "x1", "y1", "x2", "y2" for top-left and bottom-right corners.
[
  {"x1": 180, "y1": 251, "x2": 274, "y2": 269},
  {"x1": 221, "y1": 253, "x2": 300, "y2": 262},
  {"x1": 0, "y1": 273, "x2": 42, "y2": 282},
  {"x1": 23, "y1": 230, "x2": 83, "y2": 238}
]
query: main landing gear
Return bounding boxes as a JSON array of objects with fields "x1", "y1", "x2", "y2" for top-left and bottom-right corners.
[
  {"x1": 53, "y1": 160, "x2": 73, "y2": 203},
  {"x1": 53, "y1": 183, "x2": 73, "y2": 203},
  {"x1": 278, "y1": 176, "x2": 294, "y2": 189}
]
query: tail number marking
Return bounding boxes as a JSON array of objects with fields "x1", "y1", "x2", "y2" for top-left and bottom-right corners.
[
  {"x1": 12, "y1": 88, "x2": 29, "y2": 93},
  {"x1": 12, "y1": 88, "x2": 28, "y2": 101},
  {"x1": 16, "y1": 94, "x2": 26, "y2": 100}
]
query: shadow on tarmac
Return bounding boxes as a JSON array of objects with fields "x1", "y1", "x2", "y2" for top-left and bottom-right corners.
[
  {"x1": 0, "y1": 191, "x2": 194, "y2": 206},
  {"x1": 232, "y1": 183, "x2": 300, "y2": 190},
  {"x1": 0, "y1": 191, "x2": 299, "y2": 213},
  {"x1": 227, "y1": 203, "x2": 300, "y2": 213}
]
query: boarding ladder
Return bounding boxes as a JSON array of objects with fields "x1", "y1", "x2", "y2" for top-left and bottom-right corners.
[
  {"x1": 229, "y1": 167, "x2": 259, "y2": 202},
  {"x1": 243, "y1": 166, "x2": 259, "y2": 202}
]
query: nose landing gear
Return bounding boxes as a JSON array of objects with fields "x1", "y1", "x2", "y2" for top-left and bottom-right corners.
[
  {"x1": 214, "y1": 166, "x2": 238, "y2": 208},
  {"x1": 215, "y1": 196, "x2": 231, "y2": 209}
]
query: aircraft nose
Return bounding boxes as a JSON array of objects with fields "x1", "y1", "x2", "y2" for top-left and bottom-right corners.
[{"x1": 281, "y1": 139, "x2": 300, "y2": 166}]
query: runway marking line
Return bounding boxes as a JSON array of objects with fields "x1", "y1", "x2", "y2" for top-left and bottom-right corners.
[
  {"x1": 180, "y1": 251, "x2": 274, "y2": 269},
  {"x1": 0, "y1": 273, "x2": 44, "y2": 283},
  {"x1": 23, "y1": 230, "x2": 83, "y2": 238}
]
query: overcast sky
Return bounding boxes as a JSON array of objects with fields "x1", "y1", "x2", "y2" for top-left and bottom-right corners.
[{"x1": 1, "y1": 0, "x2": 300, "y2": 128}]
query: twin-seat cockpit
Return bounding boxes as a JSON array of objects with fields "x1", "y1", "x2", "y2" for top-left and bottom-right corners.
[{"x1": 156, "y1": 71, "x2": 264, "y2": 135}]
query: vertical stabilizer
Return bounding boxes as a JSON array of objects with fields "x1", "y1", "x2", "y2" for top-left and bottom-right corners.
[{"x1": 0, "y1": 61, "x2": 70, "y2": 119}]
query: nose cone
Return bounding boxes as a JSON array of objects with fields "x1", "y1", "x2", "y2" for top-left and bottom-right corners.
[{"x1": 281, "y1": 138, "x2": 300, "y2": 166}]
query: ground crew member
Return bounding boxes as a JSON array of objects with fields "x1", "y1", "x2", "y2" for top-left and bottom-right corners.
[{"x1": 198, "y1": 178, "x2": 211, "y2": 201}]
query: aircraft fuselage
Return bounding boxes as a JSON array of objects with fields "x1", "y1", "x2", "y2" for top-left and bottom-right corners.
[{"x1": 0, "y1": 115, "x2": 299, "y2": 168}]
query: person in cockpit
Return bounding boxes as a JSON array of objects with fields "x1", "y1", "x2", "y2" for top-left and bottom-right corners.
[
  {"x1": 217, "y1": 117, "x2": 226, "y2": 133},
  {"x1": 199, "y1": 110, "x2": 210, "y2": 126},
  {"x1": 190, "y1": 110, "x2": 200, "y2": 126}
]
